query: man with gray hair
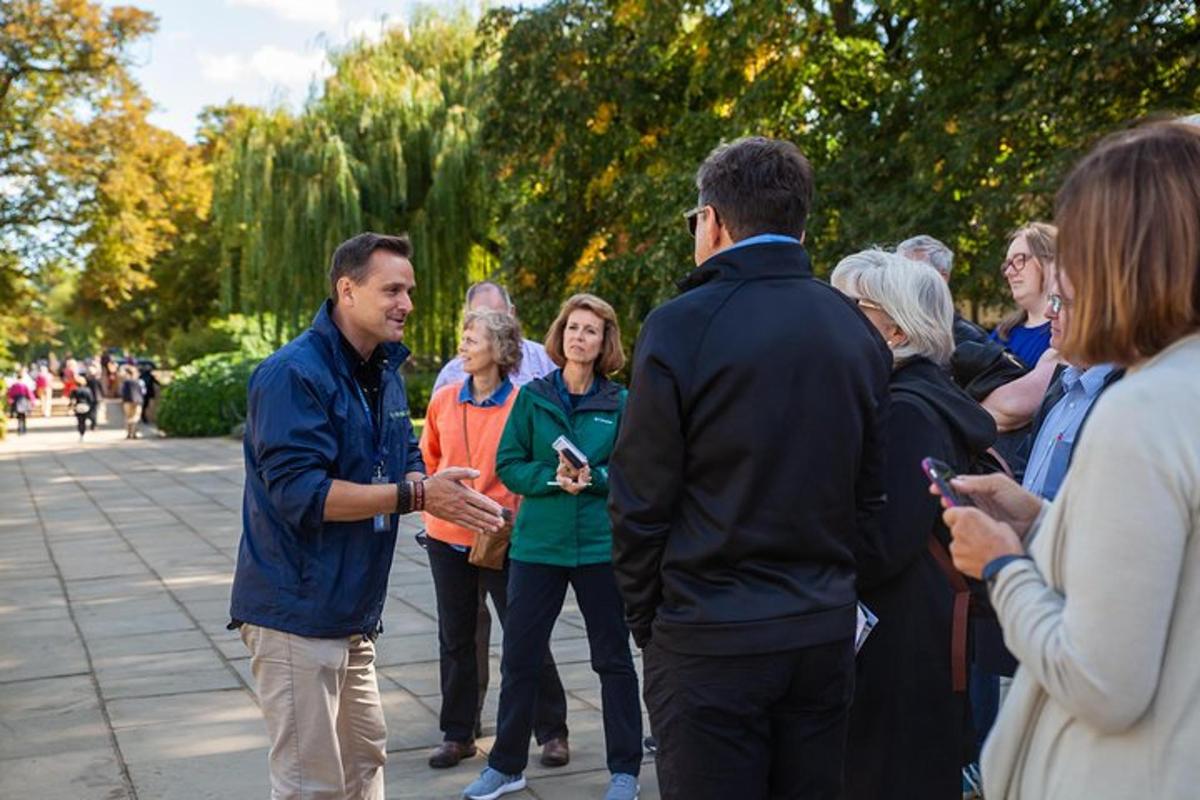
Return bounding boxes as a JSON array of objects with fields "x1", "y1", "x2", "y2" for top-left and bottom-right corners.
[
  {"x1": 897, "y1": 234, "x2": 989, "y2": 347},
  {"x1": 432, "y1": 281, "x2": 557, "y2": 392}
]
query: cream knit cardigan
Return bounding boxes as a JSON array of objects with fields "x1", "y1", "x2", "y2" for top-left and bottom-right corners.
[{"x1": 983, "y1": 333, "x2": 1200, "y2": 799}]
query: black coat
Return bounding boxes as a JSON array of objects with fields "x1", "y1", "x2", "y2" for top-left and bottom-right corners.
[
  {"x1": 69, "y1": 386, "x2": 95, "y2": 417},
  {"x1": 953, "y1": 313, "x2": 989, "y2": 347},
  {"x1": 844, "y1": 358, "x2": 996, "y2": 800},
  {"x1": 609, "y1": 241, "x2": 892, "y2": 656}
]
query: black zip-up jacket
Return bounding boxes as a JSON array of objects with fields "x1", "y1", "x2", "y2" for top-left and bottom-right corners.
[{"x1": 609, "y1": 241, "x2": 892, "y2": 656}]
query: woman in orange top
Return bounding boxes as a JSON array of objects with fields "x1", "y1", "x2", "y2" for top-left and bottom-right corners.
[{"x1": 420, "y1": 309, "x2": 569, "y2": 770}]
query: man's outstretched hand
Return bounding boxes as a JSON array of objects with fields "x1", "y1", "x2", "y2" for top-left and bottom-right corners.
[{"x1": 423, "y1": 467, "x2": 505, "y2": 534}]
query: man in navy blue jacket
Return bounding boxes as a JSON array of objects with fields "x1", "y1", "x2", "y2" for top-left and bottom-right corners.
[
  {"x1": 230, "y1": 232, "x2": 504, "y2": 800},
  {"x1": 609, "y1": 138, "x2": 891, "y2": 799}
]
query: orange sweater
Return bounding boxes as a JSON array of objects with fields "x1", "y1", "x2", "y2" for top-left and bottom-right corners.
[{"x1": 419, "y1": 381, "x2": 521, "y2": 547}]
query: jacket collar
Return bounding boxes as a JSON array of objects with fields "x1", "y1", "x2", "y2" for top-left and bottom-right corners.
[
  {"x1": 311, "y1": 300, "x2": 411, "y2": 376},
  {"x1": 676, "y1": 241, "x2": 814, "y2": 294},
  {"x1": 525, "y1": 371, "x2": 622, "y2": 416}
]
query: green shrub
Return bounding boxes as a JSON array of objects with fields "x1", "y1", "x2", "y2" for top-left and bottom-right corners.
[
  {"x1": 157, "y1": 351, "x2": 263, "y2": 437},
  {"x1": 404, "y1": 371, "x2": 437, "y2": 419},
  {"x1": 167, "y1": 314, "x2": 276, "y2": 368}
]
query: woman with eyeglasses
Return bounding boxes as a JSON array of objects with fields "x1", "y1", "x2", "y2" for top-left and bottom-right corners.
[
  {"x1": 938, "y1": 121, "x2": 1200, "y2": 799},
  {"x1": 832, "y1": 250, "x2": 997, "y2": 800},
  {"x1": 989, "y1": 224, "x2": 1055, "y2": 369}
]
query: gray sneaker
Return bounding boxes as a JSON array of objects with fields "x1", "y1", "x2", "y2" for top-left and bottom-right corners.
[
  {"x1": 463, "y1": 767, "x2": 526, "y2": 800},
  {"x1": 604, "y1": 773, "x2": 639, "y2": 800},
  {"x1": 962, "y1": 762, "x2": 983, "y2": 799}
]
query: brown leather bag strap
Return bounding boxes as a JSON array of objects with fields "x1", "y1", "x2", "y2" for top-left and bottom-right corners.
[
  {"x1": 986, "y1": 446, "x2": 1015, "y2": 479},
  {"x1": 927, "y1": 535, "x2": 970, "y2": 693},
  {"x1": 460, "y1": 400, "x2": 475, "y2": 489}
]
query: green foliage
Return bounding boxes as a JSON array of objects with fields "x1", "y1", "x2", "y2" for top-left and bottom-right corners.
[
  {"x1": 0, "y1": 0, "x2": 158, "y2": 355},
  {"x1": 155, "y1": 351, "x2": 262, "y2": 437},
  {"x1": 69, "y1": 88, "x2": 217, "y2": 353},
  {"x1": 481, "y1": 0, "x2": 1200, "y2": 330},
  {"x1": 166, "y1": 313, "x2": 276, "y2": 368},
  {"x1": 211, "y1": 11, "x2": 495, "y2": 362},
  {"x1": 403, "y1": 370, "x2": 437, "y2": 419},
  {"x1": 15, "y1": 0, "x2": 1200, "y2": 387}
]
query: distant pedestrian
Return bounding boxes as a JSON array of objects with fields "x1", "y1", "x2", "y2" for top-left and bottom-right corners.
[
  {"x1": 100, "y1": 351, "x2": 112, "y2": 389},
  {"x1": 84, "y1": 368, "x2": 103, "y2": 430},
  {"x1": 61, "y1": 357, "x2": 77, "y2": 390},
  {"x1": 69, "y1": 375, "x2": 94, "y2": 442},
  {"x1": 35, "y1": 365, "x2": 51, "y2": 417},
  {"x1": 7, "y1": 372, "x2": 33, "y2": 435},
  {"x1": 120, "y1": 366, "x2": 144, "y2": 439},
  {"x1": 140, "y1": 365, "x2": 158, "y2": 425}
]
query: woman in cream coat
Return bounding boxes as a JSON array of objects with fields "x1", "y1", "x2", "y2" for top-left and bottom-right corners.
[{"x1": 937, "y1": 121, "x2": 1200, "y2": 799}]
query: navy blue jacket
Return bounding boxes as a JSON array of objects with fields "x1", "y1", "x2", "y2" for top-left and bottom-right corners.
[{"x1": 229, "y1": 301, "x2": 425, "y2": 638}]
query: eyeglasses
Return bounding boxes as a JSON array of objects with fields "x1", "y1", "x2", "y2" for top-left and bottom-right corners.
[
  {"x1": 855, "y1": 297, "x2": 886, "y2": 313},
  {"x1": 683, "y1": 205, "x2": 719, "y2": 238},
  {"x1": 1001, "y1": 253, "x2": 1033, "y2": 274},
  {"x1": 1047, "y1": 293, "x2": 1073, "y2": 314}
]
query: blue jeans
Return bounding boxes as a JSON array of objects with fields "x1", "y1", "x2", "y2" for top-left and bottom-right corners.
[{"x1": 489, "y1": 560, "x2": 643, "y2": 776}]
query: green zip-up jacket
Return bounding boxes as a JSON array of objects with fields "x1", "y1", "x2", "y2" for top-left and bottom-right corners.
[{"x1": 496, "y1": 373, "x2": 627, "y2": 567}]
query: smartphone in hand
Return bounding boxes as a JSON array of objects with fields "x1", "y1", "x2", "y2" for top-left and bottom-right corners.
[{"x1": 921, "y1": 457, "x2": 972, "y2": 508}]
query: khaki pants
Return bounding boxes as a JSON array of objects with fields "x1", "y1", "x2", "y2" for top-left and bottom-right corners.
[
  {"x1": 122, "y1": 401, "x2": 141, "y2": 437},
  {"x1": 240, "y1": 623, "x2": 387, "y2": 800}
]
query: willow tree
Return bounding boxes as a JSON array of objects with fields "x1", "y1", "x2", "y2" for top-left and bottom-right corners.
[{"x1": 212, "y1": 11, "x2": 494, "y2": 361}]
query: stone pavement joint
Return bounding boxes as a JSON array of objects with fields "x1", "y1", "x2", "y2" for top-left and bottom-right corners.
[
  {"x1": 1, "y1": 413, "x2": 659, "y2": 799},
  {"x1": 12, "y1": 423, "x2": 140, "y2": 800}
]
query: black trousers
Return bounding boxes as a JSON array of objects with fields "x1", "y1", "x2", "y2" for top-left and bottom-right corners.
[
  {"x1": 490, "y1": 559, "x2": 643, "y2": 776},
  {"x1": 644, "y1": 637, "x2": 855, "y2": 800},
  {"x1": 426, "y1": 538, "x2": 568, "y2": 744},
  {"x1": 74, "y1": 413, "x2": 88, "y2": 436}
]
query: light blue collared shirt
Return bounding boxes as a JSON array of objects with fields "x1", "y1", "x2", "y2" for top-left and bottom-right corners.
[
  {"x1": 723, "y1": 233, "x2": 802, "y2": 253},
  {"x1": 1022, "y1": 363, "x2": 1116, "y2": 500},
  {"x1": 457, "y1": 376, "x2": 514, "y2": 408}
]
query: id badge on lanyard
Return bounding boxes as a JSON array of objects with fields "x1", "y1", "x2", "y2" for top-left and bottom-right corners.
[
  {"x1": 355, "y1": 380, "x2": 389, "y2": 534},
  {"x1": 371, "y1": 463, "x2": 388, "y2": 533}
]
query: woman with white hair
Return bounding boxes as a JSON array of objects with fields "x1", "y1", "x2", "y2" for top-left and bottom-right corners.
[{"x1": 832, "y1": 250, "x2": 997, "y2": 799}]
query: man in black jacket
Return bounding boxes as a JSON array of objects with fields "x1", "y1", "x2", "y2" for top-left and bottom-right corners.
[
  {"x1": 609, "y1": 137, "x2": 891, "y2": 799},
  {"x1": 896, "y1": 234, "x2": 989, "y2": 346}
]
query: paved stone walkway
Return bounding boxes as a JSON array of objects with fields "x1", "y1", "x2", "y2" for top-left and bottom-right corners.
[{"x1": 0, "y1": 406, "x2": 658, "y2": 799}]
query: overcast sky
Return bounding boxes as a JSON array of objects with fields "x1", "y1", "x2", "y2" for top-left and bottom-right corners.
[{"x1": 101, "y1": 0, "x2": 495, "y2": 141}]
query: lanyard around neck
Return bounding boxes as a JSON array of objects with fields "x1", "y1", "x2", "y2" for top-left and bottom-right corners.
[{"x1": 348, "y1": 360, "x2": 385, "y2": 468}]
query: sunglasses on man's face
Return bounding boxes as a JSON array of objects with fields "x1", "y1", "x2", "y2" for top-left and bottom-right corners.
[{"x1": 683, "y1": 205, "x2": 718, "y2": 238}]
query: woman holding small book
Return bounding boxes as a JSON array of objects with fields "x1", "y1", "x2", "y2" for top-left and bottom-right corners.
[{"x1": 463, "y1": 293, "x2": 643, "y2": 800}]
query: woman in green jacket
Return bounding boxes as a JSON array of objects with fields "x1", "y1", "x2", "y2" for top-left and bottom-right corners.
[{"x1": 464, "y1": 294, "x2": 643, "y2": 800}]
